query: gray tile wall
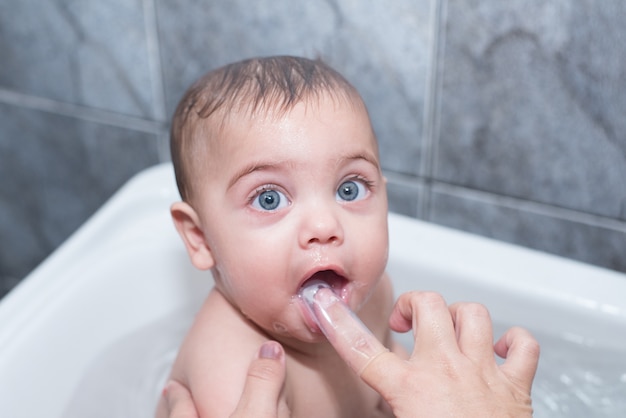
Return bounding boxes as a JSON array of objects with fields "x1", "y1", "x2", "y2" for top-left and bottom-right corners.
[{"x1": 1, "y1": 0, "x2": 625, "y2": 299}]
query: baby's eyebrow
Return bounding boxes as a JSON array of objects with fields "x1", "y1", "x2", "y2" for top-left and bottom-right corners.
[
  {"x1": 337, "y1": 152, "x2": 380, "y2": 169},
  {"x1": 227, "y1": 160, "x2": 290, "y2": 189},
  {"x1": 227, "y1": 152, "x2": 380, "y2": 189}
]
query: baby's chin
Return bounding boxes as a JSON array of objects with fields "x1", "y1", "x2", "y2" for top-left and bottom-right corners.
[
  {"x1": 260, "y1": 309, "x2": 329, "y2": 346},
  {"x1": 262, "y1": 327, "x2": 329, "y2": 350}
]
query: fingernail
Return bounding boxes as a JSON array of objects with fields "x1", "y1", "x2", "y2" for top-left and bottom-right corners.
[
  {"x1": 259, "y1": 341, "x2": 282, "y2": 360},
  {"x1": 314, "y1": 286, "x2": 340, "y2": 309},
  {"x1": 162, "y1": 381, "x2": 171, "y2": 398}
]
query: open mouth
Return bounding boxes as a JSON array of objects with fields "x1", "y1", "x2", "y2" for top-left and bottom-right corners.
[
  {"x1": 300, "y1": 269, "x2": 348, "y2": 300},
  {"x1": 298, "y1": 270, "x2": 348, "y2": 334}
]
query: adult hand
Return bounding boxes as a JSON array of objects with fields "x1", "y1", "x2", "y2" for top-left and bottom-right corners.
[
  {"x1": 316, "y1": 290, "x2": 540, "y2": 418},
  {"x1": 161, "y1": 341, "x2": 288, "y2": 418}
]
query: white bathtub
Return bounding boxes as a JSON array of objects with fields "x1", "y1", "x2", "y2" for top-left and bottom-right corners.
[{"x1": 1, "y1": 163, "x2": 624, "y2": 417}]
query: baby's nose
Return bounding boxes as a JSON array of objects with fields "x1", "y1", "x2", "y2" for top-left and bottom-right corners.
[{"x1": 298, "y1": 204, "x2": 344, "y2": 248}]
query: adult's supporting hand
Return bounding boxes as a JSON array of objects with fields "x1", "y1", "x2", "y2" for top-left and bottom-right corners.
[
  {"x1": 161, "y1": 341, "x2": 289, "y2": 418},
  {"x1": 314, "y1": 290, "x2": 540, "y2": 418}
]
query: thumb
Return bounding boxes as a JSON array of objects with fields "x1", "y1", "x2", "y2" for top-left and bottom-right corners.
[
  {"x1": 230, "y1": 341, "x2": 287, "y2": 418},
  {"x1": 163, "y1": 380, "x2": 199, "y2": 418}
]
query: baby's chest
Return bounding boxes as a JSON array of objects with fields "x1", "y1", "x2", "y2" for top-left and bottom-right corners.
[{"x1": 284, "y1": 365, "x2": 385, "y2": 418}]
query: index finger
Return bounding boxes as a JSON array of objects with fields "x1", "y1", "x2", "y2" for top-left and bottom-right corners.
[
  {"x1": 301, "y1": 282, "x2": 389, "y2": 375},
  {"x1": 300, "y1": 282, "x2": 413, "y2": 401}
]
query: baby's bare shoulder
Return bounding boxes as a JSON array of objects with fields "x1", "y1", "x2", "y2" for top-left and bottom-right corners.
[{"x1": 169, "y1": 288, "x2": 266, "y2": 416}]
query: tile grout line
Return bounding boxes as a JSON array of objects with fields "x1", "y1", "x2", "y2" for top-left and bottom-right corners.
[
  {"x1": 433, "y1": 181, "x2": 626, "y2": 234},
  {"x1": 142, "y1": 0, "x2": 171, "y2": 162},
  {"x1": 383, "y1": 170, "x2": 427, "y2": 188},
  {"x1": 0, "y1": 88, "x2": 164, "y2": 135},
  {"x1": 143, "y1": 0, "x2": 167, "y2": 123},
  {"x1": 418, "y1": 0, "x2": 446, "y2": 220}
]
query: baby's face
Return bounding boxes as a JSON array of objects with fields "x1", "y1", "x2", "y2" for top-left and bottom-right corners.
[{"x1": 193, "y1": 94, "x2": 388, "y2": 343}]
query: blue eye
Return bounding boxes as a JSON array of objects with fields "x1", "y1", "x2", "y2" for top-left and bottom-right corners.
[
  {"x1": 336, "y1": 180, "x2": 367, "y2": 202},
  {"x1": 252, "y1": 189, "x2": 288, "y2": 211}
]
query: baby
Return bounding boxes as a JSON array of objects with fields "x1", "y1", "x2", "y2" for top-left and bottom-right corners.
[{"x1": 157, "y1": 56, "x2": 402, "y2": 417}]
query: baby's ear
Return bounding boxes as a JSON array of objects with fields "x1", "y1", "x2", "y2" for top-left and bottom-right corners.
[{"x1": 170, "y1": 202, "x2": 215, "y2": 270}]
